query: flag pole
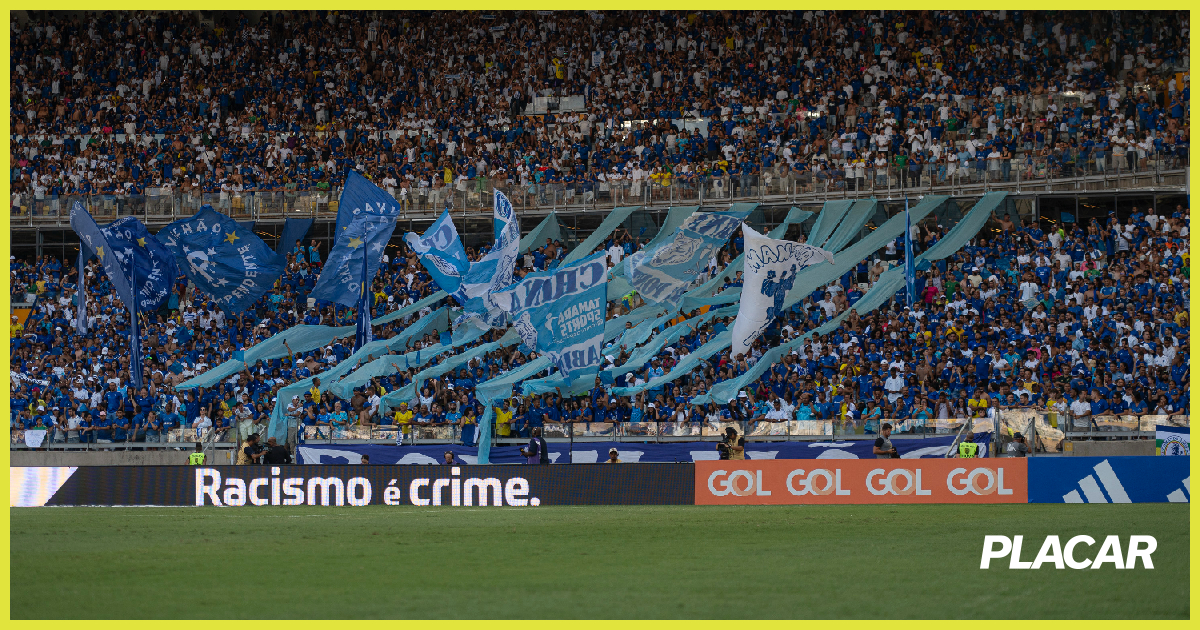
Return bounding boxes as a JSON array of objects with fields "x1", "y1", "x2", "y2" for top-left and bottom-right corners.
[
  {"x1": 904, "y1": 196, "x2": 914, "y2": 308},
  {"x1": 75, "y1": 247, "x2": 88, "y2": 335}
]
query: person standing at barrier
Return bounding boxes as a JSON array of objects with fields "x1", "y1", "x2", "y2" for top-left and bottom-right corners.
[
  {"x1": 520, "y1": 427, "x2": 549, "y2": 464},
  {"x1": 236, "y1": 433, "x2": 265, "y2": 465},
  {"x1": 188, "y1": 443, "x2": 206, "y2": 465},
  {"x1": 718, "y1": 427, "x2": 745, "y2": 460},
  {"x1": 873, "y1": 422, "x2": 899, "y2": 459},
  {"x1": 1005, "y1": 432, "x2": 1028, "y2": 457},
  {"x1": 957, "y1": 431, "x2": 980, "y2": 458},
  {"x1": 604, "y1": 448, "x2": 622, "y2": 463},
  {"x1": 262, "y1": 437, "x2": 292, "y2": 465}
]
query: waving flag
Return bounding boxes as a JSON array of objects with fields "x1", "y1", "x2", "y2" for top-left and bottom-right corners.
[
  {"x1": 457, "y1": 190, "x2": 520, "y2": 328},
  {"x1": 99, "y1": 216, "x2": 179, "y2": 312},
  {"x1": 69, "y1": 202, "x2": 144, "y2": 388},
  {"x1": 312, "y1": 174, "x2": 401, "y2": 308},
  {"x1": 404, "y1": 209, "x2": 470, "y2": 302},
  {"x1": 494, "y1": 251, "x2": 608, "y2": 381},
  {"x1": 729, "y1": 224, "x2": 833, "y2": 360},
  {"x1": 626, "y1": 209, "x2": 750, "y2": 306},
  {"x1": 335, "y1": 171, "x2": 400, "y2": 236},
  {"x1": 159, "y1": 206, "x2": 286, "y2": 314}
]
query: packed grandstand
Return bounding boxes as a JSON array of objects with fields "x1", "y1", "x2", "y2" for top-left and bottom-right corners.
[{"x1": 8, "y1": 10, "x2": 1190, "y2": 452}]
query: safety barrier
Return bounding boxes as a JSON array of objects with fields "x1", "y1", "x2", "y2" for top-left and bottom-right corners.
[{"x1": 10, "y1": 455, "x2": 1188, "y2": 507}]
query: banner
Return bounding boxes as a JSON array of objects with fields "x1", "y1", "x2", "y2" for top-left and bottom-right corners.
[
  {"x1": 495, "y1": 251, "x2": 608, "y2": 381},
  {"x1": 1156, "y1": 425, "x2": 1189, "y2": 456},
  {"x1": 695, "y1": 459, "x2": 1027, "y2": 505},
  {"x1": 626, "y1": 209, "x2": 749, "y2": 306},
  {"x1": 1027, "y1": 457, "x2": 1190, "y2": 503},
  {"x1": 23, "y1": 430, "x2": 47, "y2": 449},
  {"x1": 458, "y1": 190, "x2": 521, "y2": 328},
  {"x1": 159, "y1": 206, "x2": 286, "y2": 314},
  {"x1": 312, "y1": 174, "x2": 401, "y2": 308},
  {"x1": 301, "y1": 435, "x2": 982, "y2": 465},
  {"x1": 729, "y1": 224, "x2": 833, "y2": 359},
  {"x1": 99, "y1": 216, "x2": 179, "y2": 311},
  {"x1": 11, "y1": 465, "x2": 694, "y2": 507},
  {"x1": 404, "y1": 209, "x2": 470, "y2": 301}
]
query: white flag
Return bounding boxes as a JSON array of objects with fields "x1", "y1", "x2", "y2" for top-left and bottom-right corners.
[{"x1": 729, "y1": 224, "x2": 833, "y2": 359}]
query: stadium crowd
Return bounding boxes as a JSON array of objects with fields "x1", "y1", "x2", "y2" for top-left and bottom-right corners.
[
  {"x1": 8, "y1": 10, "x2": 1190, "y2": 448},
  {"x1": 10, "y1": 199, "x2": 1190, "y2": 444},
  {"x1": 9, "y1": 9, "x2": 1190, "y2": 211}
]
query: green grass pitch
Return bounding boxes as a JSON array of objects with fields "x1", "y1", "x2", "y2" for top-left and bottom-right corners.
[{"x1": 10, "y1": 504, "x2": 1188, "y2": 619}]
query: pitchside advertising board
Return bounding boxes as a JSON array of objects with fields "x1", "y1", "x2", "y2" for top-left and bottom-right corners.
[{"x1": 8, "y1": 457, "x2": 1190, "y2": 507}]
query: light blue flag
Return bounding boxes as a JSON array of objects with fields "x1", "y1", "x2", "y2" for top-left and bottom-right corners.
[
  {"x1": 904, "y1": 198, "x2": 915, "y2": 307},
  {"x1": 404, "y1": 209, "x2": 470, "y2": 302},
  {"x1": 100, "y1": 216, "x2": 179, "y2": 312},
  {"x1": 159, "y1": 206, "x2": 286, "y2": 314},
  {"x1": 457, "y1": 190, "x2": 520, "y2": 328},
  {"x1": 312, "y1": 174, "x2": 401, "y2": 308},
  {"x1": 625, "y1": 209, "x2": 750, "y2": 306},
  {"x1": 494, "y1": 251, "x2": 608, "y2": 382}
]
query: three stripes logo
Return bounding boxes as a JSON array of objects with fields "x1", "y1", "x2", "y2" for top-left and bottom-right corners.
[
  {"x1": 1061, "y1": 459, "x2": 1190, "y2": 503},
  {"x1": 1062, "y1": 459, "x2": 1131, "y2": 503}
]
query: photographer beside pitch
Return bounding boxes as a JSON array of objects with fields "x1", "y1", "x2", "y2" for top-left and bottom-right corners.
[
  {"x1": 873, "y1": 422, "x2": 900, "y2": 458},
  {"x1": 717, "y1": 426, "x2": 745, "y2": 460}
]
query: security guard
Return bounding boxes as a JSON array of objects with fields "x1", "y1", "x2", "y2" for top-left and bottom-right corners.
[
  {"x1": 957, "y1": 431, "x2": 980, "y2": 458},
  {"x1": 188, "y1": 442, "x2": 206, "y2": 465}
]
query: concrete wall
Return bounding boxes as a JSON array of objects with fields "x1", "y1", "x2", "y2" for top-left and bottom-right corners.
[
  {"x1": 1065, "y1": 440, "x2": 1156, "y2": 457},
  {"x1": 11, "y1": 449, "x2": 235, "y2": 467}
]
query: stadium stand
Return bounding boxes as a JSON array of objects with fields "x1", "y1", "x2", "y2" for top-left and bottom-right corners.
[
  {"x1": 9, "y1": 10, "x2": 1190, "y2": 214},
  {"x1": 8, "y1": 11, "x2": 1190, "y2": 453}
]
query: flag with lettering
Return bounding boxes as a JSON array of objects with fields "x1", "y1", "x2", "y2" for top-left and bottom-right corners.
[
  {"x1": 404, "y1": 209, "x2": 470, "y2": 302},
  {"x1": 729, "y1": 223, "x2": 833, "y2": 360},
  {"x1": 99, "y1": 216, "x2": 179, "y2": 312},
  {"x1": 457, "y1": 190, "x2": 520, "y2": 328},
  {"x1": 159, "y1": 206, "x2": 285, "y2": 314},
  {"x1": 625, "y1": 209, "x2": 750, "y2": 306},
  {"x1": 494, "y1": 251, "x2": 608, "y2": 381},
  {"x1": 312, "y1": 174, "x2": 401, "y2": 308}
]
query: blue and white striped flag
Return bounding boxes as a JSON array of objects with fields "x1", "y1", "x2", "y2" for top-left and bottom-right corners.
[{"x1": 457, "y1": 190, "x2": 520, "y2": 329}]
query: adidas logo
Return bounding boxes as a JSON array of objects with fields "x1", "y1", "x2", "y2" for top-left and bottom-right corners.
[
  {"x1": 1062, "y1": 459, "x2": 1190, "y2": 504},
  {"x1": 1062, "y1": 459, "x2": 1131, "y2": 503},
  {"x1": 1166, "y1": 477, "x2": 1190, "y2": 503}
]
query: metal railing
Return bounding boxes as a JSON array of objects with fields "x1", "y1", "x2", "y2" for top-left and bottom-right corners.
[{"x1": 10, "y1": 158, "x2": 1187, "y2": 228}]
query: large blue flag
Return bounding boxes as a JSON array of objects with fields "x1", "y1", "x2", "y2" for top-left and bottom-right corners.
[
  {"x1": 626, "y1": 209, "x2": 750, "y2": 306},
  {"x1": 335, "y1": 171, "x2": 399, "y2": 237},
  {"x1": 312, "y1": 173, "x2": 401, "y2": 308},
  {"x1": 904, "y1": 197, "x2": 915, "y2": 307},
  {"x1": 457, "y1": 190, "x2": 520, "y2": 329},
  {"x1": 494, "y1": 251, "x2": 608, "y2": 381},
  {"x1": 99, "y1": 216, "x2": 179, "y2": 312},
  {"x1": 69, "y1": 202, "x2": 143, "y2": 388},
  {"x1": 404, "y1": 209, "x2": 470, "y2": 302},
  {"x1": 355, "y1": 252, "x2": 374, "y2": 351},
  {"x1": 159, "y1": 206, "x2": 286, "y2": 314}
]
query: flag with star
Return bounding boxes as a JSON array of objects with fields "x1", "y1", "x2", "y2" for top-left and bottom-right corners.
[
  {"x1": 99, "y1": 216, "x2": 180, "y2": 312},
  {"x1": 312, "y1": 173, "x2": 401, "y2": 308},
  {"x1": 159, "y1": 206, "x2": 285, "y2": 314}
]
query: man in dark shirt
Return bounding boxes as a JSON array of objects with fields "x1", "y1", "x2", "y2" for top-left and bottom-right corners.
[
  {"x1": 262, "y1": 437, "x2": 292, "y2": 465},
  {"x1": 873, "y1": 422, "x2": 899, "y2": 458},
  {"x1": 520, "y1": 428, "x2": 549, "y2": 464}
]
